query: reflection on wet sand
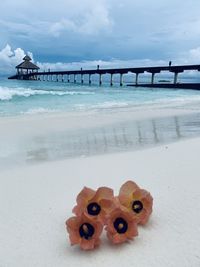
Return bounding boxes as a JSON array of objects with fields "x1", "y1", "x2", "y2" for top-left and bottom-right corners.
[{"x1": 24, "y1": 113, "x2": 200, "y2": 164}]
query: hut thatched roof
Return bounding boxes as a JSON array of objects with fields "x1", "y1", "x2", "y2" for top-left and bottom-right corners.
[
  {"x1": 16, "y1": 55, "x2": 40, "y2": 70},
  {"x1": 23, "y1": 55, "x2": 32, "y2": 61}
]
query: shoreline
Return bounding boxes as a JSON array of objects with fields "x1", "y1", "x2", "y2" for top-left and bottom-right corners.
[
  {"x1": 0, "y1": 137, "x2": 200, "y2": 266},
  {"x1": 1, "y1": 108, "x2": 200, "y2": 170}
]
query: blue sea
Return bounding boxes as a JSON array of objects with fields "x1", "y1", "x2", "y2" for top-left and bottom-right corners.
[
  {"x1": 1, "y1": 75, "x2": 200, "y2": 168},
  {"x1": 1, "y1": 76, "x2": 200, "y2": 116}
]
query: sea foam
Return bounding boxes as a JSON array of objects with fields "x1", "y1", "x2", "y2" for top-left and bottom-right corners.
[{"x1": 0, "y1": 86, "x2": 94, "y2": 101}]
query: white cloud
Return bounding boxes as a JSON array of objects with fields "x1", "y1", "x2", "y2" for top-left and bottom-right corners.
[{"x1": 0, "y1": 44, "x2": 33, "y2": 74}]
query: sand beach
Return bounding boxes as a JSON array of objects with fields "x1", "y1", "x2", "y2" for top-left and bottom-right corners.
[
  {"x1": 0, "y1": 107, "x2": 200, "y2": 267},
  {"x1": 1, "y1": 0, "x2": 200, "y2": 265}
]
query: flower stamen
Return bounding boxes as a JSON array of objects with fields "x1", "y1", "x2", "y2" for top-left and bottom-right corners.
[
  {"x1": 79, "y1": 223, "x2": 95, "y2": 240},
  {"x1": 87, "y1": 202, "x2": 101, "y2": 216},
  {"x1": 113, "y1": 217, "x2": 128, "y2": 234},
  {"x1": 132, "y1": 200, "x2": 143, "y2": 214}
]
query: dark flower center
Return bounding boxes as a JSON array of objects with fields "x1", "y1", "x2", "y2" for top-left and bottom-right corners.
[
  {"x1": 87, "y1": 202, "x2": 101, "y2": 216},
  {"x1": 113, "y1": 217, "x2": 128, "y2": 234},
  {"x1": 132, "y1": 200, "x2": 143, "y2": 214},
  {"x1": 79, "y1": 223, "x2": 95, "y2": 240}
]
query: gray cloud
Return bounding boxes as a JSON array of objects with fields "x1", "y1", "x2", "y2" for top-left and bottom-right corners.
[{"x1": 1, "y1": 0, "x2": 200, "y2": 63}]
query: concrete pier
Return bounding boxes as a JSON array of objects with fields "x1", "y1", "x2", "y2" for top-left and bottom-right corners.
[
  {"x1": 151, "y1": 73, "x2": 155, "y2": 84},
  {"x1": 135, "y1": 73, "x2": 139, "y2": 85},
  {"x1": 174, "y1": 72, "x2": 178, "y2": 84},
  {"x1": 8, "y1": 63, "x2": 200, "y2": 90},
  {"x1": 110, "y1": 73, "x2": 113, "y2": 86},
  {"x1": 89, "y1": 74, "x2": 92, "y2": 84},
  {"x1": 120, "y1": 73, "x2": 123, "y2": 86},
  {"x1": 74, "y1": 74, "x2": 76, "y2": 83},
  {"x1": 99, "y1": 74, "x2": 102, "y2": 86}
]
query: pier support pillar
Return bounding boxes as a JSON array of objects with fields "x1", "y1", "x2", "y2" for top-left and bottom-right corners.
[
  {"x1": 151, "y1": 73, "x2": 155, "y2": 84},
  {"x1": 99, "y1": 74, "x2": 102, "y2": 86},
  {"x1": 74, "y1": 74, "x2": 76, "y2": 83},
  {"x1": 120, "y1": 73, "x2": 123, "y2": 86},
  {"x1": 56, "y1": 75, "x2": 58, "y2": 82},
  {"x1": 135, "y1": 73, "x2": 139, "y2": 85},
  {"x1": 67, "y1": 75, "x2": 70, "y2": 83},
  {"x1": 81, "y1": 74, "x2": 84, "y2": 84},
  {"x1": 110, "y1": 73, "x2": 113, "y2": 86},
  {"x1": 62, "y1": 75, "x2": 64, "y2": 82},
  {"x1": 43, "y1": 75, "x2": 45, "y2": 81},
  {"x1": 174, "y1": 72, "x2": 178, "y2": 84},
  {"x1": 89, "y1": 74, "x2": 92, "y2": 84}
]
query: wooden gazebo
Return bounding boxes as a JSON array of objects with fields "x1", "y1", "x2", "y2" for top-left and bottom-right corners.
[{"x1": 16, "y1": 55, "x2": 40, "y2": 75}]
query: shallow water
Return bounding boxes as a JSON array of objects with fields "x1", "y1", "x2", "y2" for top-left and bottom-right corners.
[{"x1": 1, "y1": 112, "x2": 200, "y2": 169}]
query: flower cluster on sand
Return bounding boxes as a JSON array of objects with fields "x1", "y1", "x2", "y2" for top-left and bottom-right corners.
[{"x1": 66, "y1": 180, "x2": 153, "y2": 250}]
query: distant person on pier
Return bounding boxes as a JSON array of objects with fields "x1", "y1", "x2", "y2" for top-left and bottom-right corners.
[
  {"x1": 97, "y1": 65, "x2": 100, "y2": 70},
  {"x1": 169, "y1": 61, "x2": 172, "y2": 67}
]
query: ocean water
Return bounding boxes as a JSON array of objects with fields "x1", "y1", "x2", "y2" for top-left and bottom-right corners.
[
  {"x1": 1, "y1": 76, "x2": 200, "y2": 168},
  {"x1": 1, "y1": 76, "x2": 200, "y2": 116}
]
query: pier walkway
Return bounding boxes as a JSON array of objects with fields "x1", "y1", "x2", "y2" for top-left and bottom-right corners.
[{"x1": 8, "y1": 62, "x2": 200, "y2": 89}]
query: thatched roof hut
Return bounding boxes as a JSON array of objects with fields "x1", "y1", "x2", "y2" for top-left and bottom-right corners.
[{"x1": 16, "y1": 55, "x2": 40, "y2": 74}]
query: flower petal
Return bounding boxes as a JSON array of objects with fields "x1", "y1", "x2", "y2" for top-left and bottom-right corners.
[
  {"x1": 93, "y1": 187, "x2": 114, "y2": 202},
  {"x1": 99, "y1": 198, "x2": 114, "y2": 211},
  {"x1": 72, "y1": 204, "x2": 84, "y2": 217},
  {"x1": 69, "y1": 233, "x2": 81, "y2": 246},
  {"x1": 111, "y1": 233, "x2": 127, "y2": 244},
  {"x1": 119, "y1": 180, "x2": 140, "y2": 197},
  {"x1": 92, "y1": 221, "x2": 103, "y2": 238},
  {"x1": 80, "y1": 238, "x2": 96, "y2": 250},
  {"x1": 126, "y1": 222, "x2": 138, "y2": 238},
  {"x1": 66, "y1": 216, "x2": 79, "y2": 230},
  {"x1": 118, "y1": 181, "x2": 139, "y2": 205},
  {"x1": 76, "y1": 187, "x2": 96, "y2": 205},
  {"x1": 72, "y1": 187, "x2": 96, "y2": 216}
]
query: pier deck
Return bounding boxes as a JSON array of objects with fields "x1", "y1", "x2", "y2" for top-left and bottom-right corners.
[{"x1": 8, "y1": 64, "x2": 200, "y2": 89}]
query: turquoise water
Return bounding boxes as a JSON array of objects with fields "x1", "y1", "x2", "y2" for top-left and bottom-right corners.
[
  {"x1": 1, "y1": 76, "x2": 200, "y2": 168},
  {"x1": 1, "y1": 77, "x2": 200, "y2": 116}
]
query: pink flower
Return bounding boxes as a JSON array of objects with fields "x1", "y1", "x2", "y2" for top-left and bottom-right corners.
[
  {"x1": 118, "y1": 180, "x2": 153, "y2": 225},
  {"x1": 66, "y1": 214, "x2": 103, "y2": 250},
  {"x1": 105, "y1": 205, "x2": 138, "y2": 244},
  {"x1": 72, "y1": 186, "x2": 114, "y2": 223}
]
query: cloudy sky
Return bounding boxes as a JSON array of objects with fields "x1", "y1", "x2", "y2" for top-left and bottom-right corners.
[{"x1": 1, "y1": 0, "x2": 200, "y2": 73}]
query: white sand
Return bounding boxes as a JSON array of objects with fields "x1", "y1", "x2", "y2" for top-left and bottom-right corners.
[{"x1": 0, "y1": 137, "x2": 200, "y2": 267}]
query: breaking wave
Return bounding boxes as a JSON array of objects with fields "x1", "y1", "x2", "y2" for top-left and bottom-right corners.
[{"x1": 0, "y1": 86, "x2": 94, "y2": 101}]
